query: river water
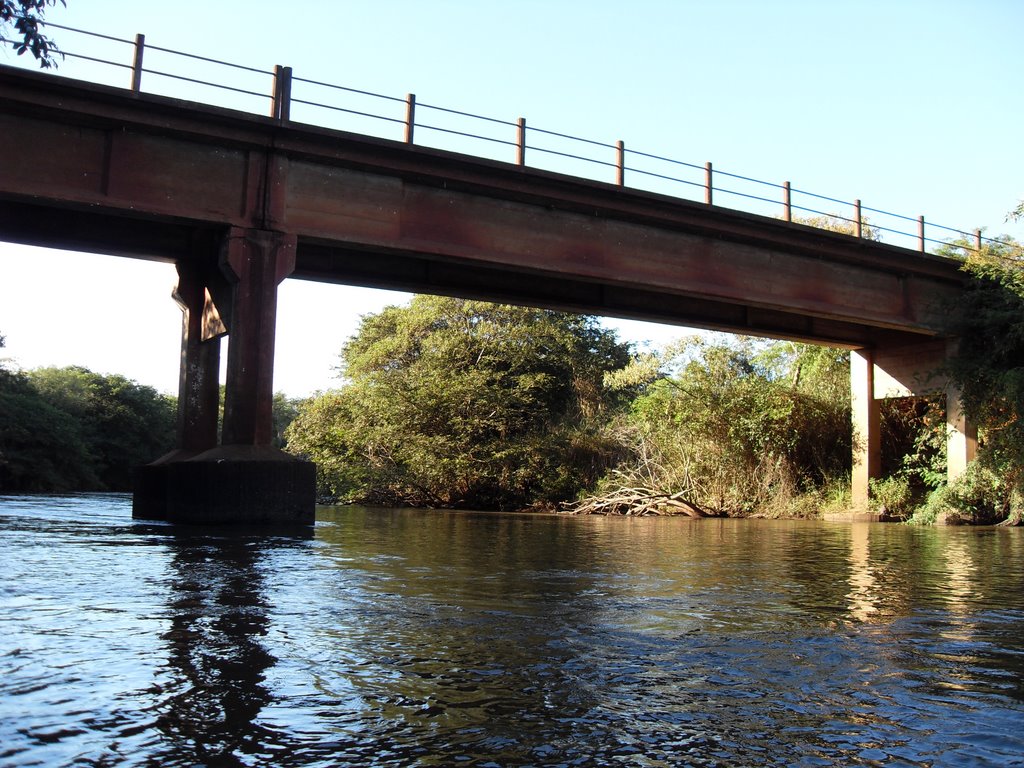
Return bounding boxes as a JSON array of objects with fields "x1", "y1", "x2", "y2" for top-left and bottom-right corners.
[{"x1": 1, "y1": 495, "x2": 1023, "y2": 767}]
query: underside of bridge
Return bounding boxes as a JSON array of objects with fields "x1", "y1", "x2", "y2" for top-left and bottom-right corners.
[{"x1": 0, "y1": 66, "x2": 975, "y2": 523}]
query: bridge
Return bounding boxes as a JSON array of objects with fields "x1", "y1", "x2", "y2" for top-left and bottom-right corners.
[{"x1": 0, "y1": 53, "x2": 977, "y2": 524}]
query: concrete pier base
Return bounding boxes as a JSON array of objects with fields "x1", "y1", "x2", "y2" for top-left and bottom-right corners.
[
  {"x1": 132, "y1": 449, "x2": 198, "y2": 521},
  {"x1": 133, "y1": 447, "x2": 315, "y2": 526}
]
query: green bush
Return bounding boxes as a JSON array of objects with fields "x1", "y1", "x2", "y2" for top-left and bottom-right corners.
[
  {"x1": 940, "y1": 236, "x2": 1024, "y2": 517},
  {"x1": 869, "y1": 475, "x2": 915, "y2": 520},
  {"x1": 285, "y1": 297, "x2": 632, "y2": 510},
  {"x1": 610, "y1": 337, "x2": 852, "y2": 515},
  {"x1": 914, "y1": 463, "x2": 1021, "y2": 525},
  {"x1": 0, "y1": 362, "x2": 175, "y2": 492}
]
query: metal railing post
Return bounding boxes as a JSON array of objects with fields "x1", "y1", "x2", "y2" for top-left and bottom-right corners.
[
  {"x1": 854, "y1": 199, "x2": 862, "y2": 239},
  {"x1": 705, "y1": 162, "x2": 713, "y2": 205},
  {"x1": 271, "y1": 65, "x2": 292, "y2": 122},
  {"x1": 783, "y1": 181, "x2": 792, "y2": 222},
  {"x1": 918, "y1": 215, "x2": 925, "y2": 252},
  {"x1": 517, "y1": 118, "x2": 526, "y2": 166},
  {"x1": 405, "y1": 93, "x2": 416, "y2": 143},
  {"x1": 130, "y1": 33, "x2": 145, "y2": 93},
  {"x1": 616, "y1": 141, "x2": 625, "y2": 187}
]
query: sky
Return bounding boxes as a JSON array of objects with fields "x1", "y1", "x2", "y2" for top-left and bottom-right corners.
[{"x1": 1, "y1": 0, "x2": 1021, "y2": 397}]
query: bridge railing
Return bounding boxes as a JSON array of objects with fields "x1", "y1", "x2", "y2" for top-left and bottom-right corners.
[{"x1": 2, "y1": 23, "x2": 1012, "y2": 258}]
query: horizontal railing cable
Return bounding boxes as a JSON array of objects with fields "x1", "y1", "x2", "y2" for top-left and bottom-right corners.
[
  {"x1": 872, "y1": 223, "x2": 923, "y2": 241},
  {"x1": 291, "y1": 97, "x2": 407, "y2": 127},
  {"x1": 927, "y1": 220, "x2": 976, "y2": 238},
  {"x1": 37, "y1": 21, "x2": 133, "y2": 46},
  {"x1": 55, "y1": 49, "x2": 132, "y2": 71},
  {"x1": 415, "y1": 122, "x2": 519, "y2": 148},
  {"x1": 791, "y1": 204, "x2": 855, "y2": 222},
  {"x1": 626, "y1": 147, "x2": 706, "y2": 173},
  {"x1": 417, "y1": 101, "x2": 519, "y2": 129},
  {"x1": 292, "y1": 76, "x2": 406, "y2": 104},
  {"x1": 981, "y1": 233, "x2": 1011, "y2": 248},
  {"x1": 625, "y1": 166, "x2": 707, "y2": 192},
  {"x1": 143, "y1": 43, "x2": 273, "y2": 76},
  {"x1": 716, "y1": 186, "x2": 793, "y2": 209},
  {"x1": 528, "y1": 124, "x2": 618, "y2": 151},
  {"x1": 713, "y1": 167, "x2": 786, "y2": 192},
  {"x1": 528, "y1": 144, "x2": 619, "y2": 171},
  {"x1": 140, "y1": 67, "x2": 270, "y2": 100},
  {"x1": 790, "y1": 187, "x2": 856, "y2": 209},
  {"x1": 860, "y1": 204, "x2": 922, "y2": 225}
]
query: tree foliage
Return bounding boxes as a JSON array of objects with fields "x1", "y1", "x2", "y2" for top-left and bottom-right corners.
[
  {"x1": 0, "y1": 363, "x2": 175, "y2": 492},
  {"x1": 936, "y1": 235, "x2": 1024, "y2": 522},
  {"x1": 0, "y1": 0, "x2": 64, "y2": 67},
  {"x1": 792, "y1": 213, "x2": 880, "y2": 241},
  {"x1": 271, "y1": 391, "x2": 302, "y2": 449},
  {"x1": 286, "y1": 296, "x2": 633, "y2": 509},
  {"x1": 0, "y1": 358, "x2": 100, "y2": 491},
  {"x1": 597, "y1": 336, "x2": 852, "y2": 516}
]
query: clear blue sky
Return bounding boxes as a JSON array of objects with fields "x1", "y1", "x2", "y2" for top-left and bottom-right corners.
[{"x1": 1, "y1": 0, "x2": 1021, "y2": 396}]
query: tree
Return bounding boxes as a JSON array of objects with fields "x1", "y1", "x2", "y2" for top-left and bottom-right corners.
[
  {"x1": 0, "y1": 0, "x2": 64, "y2": 67},
  {"x1": 1, "y1": 348, "x2": 101, "y2": 491},
  {"x1": 577, "y1": 336, "x2": 853, "y2": 516},
  {"x1": 791, "y1": 213, "x2": 880, "y2": 241},
  {"x1": 27, "y1": 366, "x2": 176, "y2": 490},
  {"x1": 282, "y1": 391, "x2": 372, "y2": 500},
  {"x1": 934, "y1": 235, "x2": 1024, "y2": 523},
  {"x1": 271, "y1": 391, "x2": 302, "y2": 449},
  {"x1": 285, "y1": 296, "x2": 633, "y2": 509}
]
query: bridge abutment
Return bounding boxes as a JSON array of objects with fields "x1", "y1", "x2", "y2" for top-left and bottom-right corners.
[{"x1": 134, "y1": 229, "x2": 315, "y2": 526}]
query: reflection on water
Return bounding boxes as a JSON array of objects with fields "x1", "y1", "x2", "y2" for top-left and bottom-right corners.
[
  {"x1": 155, "y1": 532, "x2": 279, "y2": 764},
  {"x1": 1, "y1": 496, "x2": 1023, "y2": 766},
  {"x1": 846, "y1": 523, "x2": 878, "y2": 622}
]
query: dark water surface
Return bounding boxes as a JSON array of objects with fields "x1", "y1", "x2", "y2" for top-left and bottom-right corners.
[{"x1": 2, "y1": 495, "x2": 1023, "y2": 767}]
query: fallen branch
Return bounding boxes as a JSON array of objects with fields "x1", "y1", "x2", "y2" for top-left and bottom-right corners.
[{"x1": 563, "y1": 486, "x2": 710, "y2": 517}]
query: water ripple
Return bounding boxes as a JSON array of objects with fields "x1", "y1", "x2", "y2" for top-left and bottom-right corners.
[{"x1": 1, "y1": 499, "x2": 1023, "y2": 766}]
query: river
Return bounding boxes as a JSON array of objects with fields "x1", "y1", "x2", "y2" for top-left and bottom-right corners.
[{"x1": 1, "y1": 494, "x2": 1022, "y2": 767}]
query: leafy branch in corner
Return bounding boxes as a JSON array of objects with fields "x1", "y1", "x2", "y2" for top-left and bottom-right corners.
[{"x1": 0, "y1": 0, "x2": 65, "y2": 68}]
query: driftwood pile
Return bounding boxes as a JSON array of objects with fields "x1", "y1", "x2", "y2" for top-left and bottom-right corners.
[{"x1": 564, "y1": 486, "x2": 709, "y2": 517}]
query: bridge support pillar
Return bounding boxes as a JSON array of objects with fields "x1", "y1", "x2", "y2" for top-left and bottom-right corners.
[
  {"x1": 219, "y1": 228, "x2": 294, "y2": 448},
  {"x1": 134, "y1": 228, "x2": 315, "y2": 526},
  {"x1": 851, "y1": 349, "x2": 881, "y2": 509},
  {"x1": 133, "y1": 257, "x2": 223, "y2": 520},
  {"x1": 945, "y1": 341, "x2": 977, "y2": 482},
  {"x1": 173, "y1": 258, "x2": 224, "y2": 453}
]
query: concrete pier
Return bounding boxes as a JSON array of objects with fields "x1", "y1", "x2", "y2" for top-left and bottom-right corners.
[{"x1": 133, "y1": 231, "x2": 315, "y2": 526}]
